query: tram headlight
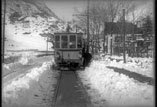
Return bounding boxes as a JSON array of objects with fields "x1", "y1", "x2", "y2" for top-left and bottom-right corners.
[
  {"x1": 56, "y1": 52, "x2": 60, "y2": 59},
  {"x1": 78, "y1": 51, "x2": 82, "y2": 59}
]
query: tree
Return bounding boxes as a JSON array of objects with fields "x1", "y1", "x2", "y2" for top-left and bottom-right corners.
[
  {"x1": 141, "y1": 15, "x2": 153, "y2": 57},
  {"x1": 89, "y1": 4, "x2": 104, "y2": 54},
  {"x1": 120, "y1": 2, "x2": 140, "y2": 57},
  {"x1": 127, "y1": 0, "x2": 153, "y2": 57},
  {"x1": 102, "y1": 0, "x2": 123, "y2": 55},
  {"x1": 74, "y1": 0, "x2": 151, "y2": 56},
  {"x1": 74, "y1": 3, "x2": 104, "y2": 54},
  {"x1": 142, "y1": 15, "x2": 153, "y2": 37}
]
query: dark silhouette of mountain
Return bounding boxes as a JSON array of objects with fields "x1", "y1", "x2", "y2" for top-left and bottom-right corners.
[{"x1": 6, "y1": 0, "x2": 60, "y2": 23}]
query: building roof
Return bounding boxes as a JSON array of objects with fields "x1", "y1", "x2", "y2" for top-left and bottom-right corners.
[{"x1": 104, "y1": 22, "x2": 142, "y2": 34}]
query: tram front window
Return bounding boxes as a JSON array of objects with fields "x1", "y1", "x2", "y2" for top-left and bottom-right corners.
[
  {"x1": 69, "y1": 35, "x2": 76, "y2": 48},
  {"x1": 77, "y1": 36, "x2": 82, "y2": 48},
  {"x1": 55, "y1": 35, "x2": 60, "y2": 48},
  {"x1": 61, "y1": 35, "x2": 68, "y2": 48}
]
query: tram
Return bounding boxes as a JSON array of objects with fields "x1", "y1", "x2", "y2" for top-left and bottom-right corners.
[{"x1": 54, "y1": 32, "x2": 84, "y2": 69}]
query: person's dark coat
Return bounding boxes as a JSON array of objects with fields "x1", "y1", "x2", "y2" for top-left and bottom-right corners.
[
  {"x1": 82, "y1": 47, "x2": 85, "y2": 57},
  {"x1": 83, "y1": 52, "x2": 92, "y2": 67}
]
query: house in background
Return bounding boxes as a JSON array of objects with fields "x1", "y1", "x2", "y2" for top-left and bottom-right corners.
[
  {"x1": 102, "y1": 21, "x2": 154, "y2": 57},
  {"x1": 103, "y1": 21, "x2": 152, "y2": 56}
]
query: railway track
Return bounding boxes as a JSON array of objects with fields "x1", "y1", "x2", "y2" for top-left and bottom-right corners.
[
  {"x1": 52, "y1": 69, "x2": 92, "y2": 107},
  {"x1": 53, "y1": 69, "x2": 63, "y2": 107},
  {"x1": 73, "y1": 70, "x2": 92, "y2": 106}
]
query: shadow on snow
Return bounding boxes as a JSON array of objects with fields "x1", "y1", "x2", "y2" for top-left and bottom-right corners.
[{"x1": 106, "y1": 66, "x2": 154, "y2": 85}]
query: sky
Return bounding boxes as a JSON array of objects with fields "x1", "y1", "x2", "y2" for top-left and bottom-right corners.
[
  {"x1": 45, "y1": 0, "x2": 153, "y2": 22},
  {"x1": 45, "y1": 0, "x2": 87, "y2": 21}
]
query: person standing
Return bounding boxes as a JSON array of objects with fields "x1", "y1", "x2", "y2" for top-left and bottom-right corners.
[{"x1": 82, "y1": 46, "x2": 86, "y2": 68}]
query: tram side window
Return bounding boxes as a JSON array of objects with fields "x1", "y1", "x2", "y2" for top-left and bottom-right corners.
[
  {"x1": 69, "y1": 35, "x2": 76, "y2": 48},
  {"x1": 77, "y1": 36, "x2": 82, "y2": 48},
  {"x1": 61, "y1": 35, "x2": 68, "y2": 48},
  {"x1": 55, "y1": 35, "x2": 60, "y2": 48}
]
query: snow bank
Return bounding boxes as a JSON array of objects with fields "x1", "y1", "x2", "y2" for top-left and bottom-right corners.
[
  {"x1": 2, "y1": 64, "x2": 12, "y2": 77},
  {"x1": 4, "y1": 51, "x2": 38, "y2": 68},
  {"x1": 99, "y1": 55, "x2": 154, "y2": 78},
  {"x1": 18, "y1": 53, "x2": 34, "y2": 65},
  {"x1": 78, "y1": 60, "x2": 154, "y2": 107},
  {"x1": 2, "y1": 53, "x2": 35, "y2": 77},
  {"x1": 4, "y1": 51, "x2": 38, "y2": 64},
  {"x1": 3, "y1": 62, "x2": 50, "y2": 100},
  {"x1": 2, "y1": 60, "x2": 59, "y2": 107}
]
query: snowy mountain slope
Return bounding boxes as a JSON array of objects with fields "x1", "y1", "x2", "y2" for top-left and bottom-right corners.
[
  {"x1": 22, "y1": 0, "x2": 60, "y2": 19},
  {"x1": 3, "y1": 0, "x2": 65, "y2": 53},
  {"x1": 6, "y1": 0, "x2": 60, "y2": 22}
]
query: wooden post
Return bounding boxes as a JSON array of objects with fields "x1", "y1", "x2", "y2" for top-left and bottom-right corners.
[
  {"x1": 2, "y1": 0, "x2": 6, "y2": 62},
  {"x1": 123, "y1": 9, "x2": 126, "y2": 63},
  {"x1": 87, "y1": 0, "x2": 90, "y2": 53},
  {"x1": 110, "y1": 24, "x2": 113, "y2": 56},
  {"x1": 46, "y1": 36, "x2": 48, "y2": 55},
  {"x1": 103, "y1": 22, "x2": 106, "y2": 53},
  {"x1": 146, "y1": 41, "x2": 149, "y2": 58},
  {"x1": 76, "y1": 24, "x2": 77, "y2": 33}
]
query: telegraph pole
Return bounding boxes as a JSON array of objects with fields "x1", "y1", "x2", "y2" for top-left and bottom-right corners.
[
  {"x1": 123, "y1": 9, "x2": 126, "y2": 63},
  {"x1": 72, "y1": 19, "x2": 78, "y2": 33},
  {"x1": 73, "y1": 0, "x2": 90, "y2": 53},
  {"x1": 46, "y1": 35, "x2": 48, "y2": 55},
  {"x1": 87, "y1": 0, "x2": 90, "y2": 53},
  {"x1": 110, "y1": 25, "x2": 113, "y2": 56},
  {"x1": 2, "y1": 0, "x2": 6, "y2": 62},
  {"x1": 76, "y1": 24, "x2": 78, "y2": 33},
  {"x1": 103, "y1": 21, "x2": 106, "y2": 53}
]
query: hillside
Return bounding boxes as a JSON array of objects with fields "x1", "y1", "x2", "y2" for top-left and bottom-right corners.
[{"x1": 3, "y1": 0, "x2": 66, "y2": 52}]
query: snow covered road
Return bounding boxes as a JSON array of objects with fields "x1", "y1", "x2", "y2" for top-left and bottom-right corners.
[
  {"x1": 78, "y1": 56, "x2": 154, "y2": 107},
  {"x1": 2, "y1": 56, "x2": 59, "y2": 107},
  {"x1": 2, "y1": 53, "x2": 154, "y2": 107}
]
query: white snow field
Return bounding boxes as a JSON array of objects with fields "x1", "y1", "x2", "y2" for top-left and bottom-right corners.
[
  {"x1": 77, "y1": 55, "x2": 154, "y2": 107},
  {"x1": 2, "y1": 55, "x2": 59, "y2": 107},
  {"x1": 95, "y1": 54, "x2": 154, "y2": 78},
  {"x1": 5, "y1": 17, "x2": 54, "y2": 51},
  {"x1": 3, "y1": 51, "x2": 49, "y2": 76}
]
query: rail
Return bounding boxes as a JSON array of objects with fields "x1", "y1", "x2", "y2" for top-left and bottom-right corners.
[{"x1": 52, "y1": 69, "x2": 93, "y2": 107}]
